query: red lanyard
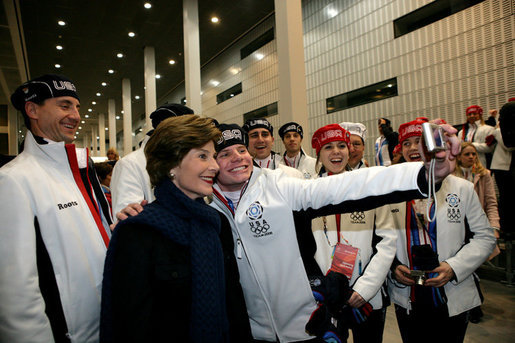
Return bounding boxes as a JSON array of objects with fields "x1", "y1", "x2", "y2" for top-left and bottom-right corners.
[
  {"x1": 284, "y1": 155, "x2": 297, "y2": 168},
  {"x1": 259, "y1": 159, "x2": 271, "y2": 168}
]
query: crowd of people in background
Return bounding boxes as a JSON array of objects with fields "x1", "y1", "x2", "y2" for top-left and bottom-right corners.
[{"x1": 0, "y1": 73, "x2": 512, "y2": 343}]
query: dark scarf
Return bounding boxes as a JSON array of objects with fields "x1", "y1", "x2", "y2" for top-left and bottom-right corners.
[{"x1": 102, "y1": 179, "x2": 229, "y2": 342}]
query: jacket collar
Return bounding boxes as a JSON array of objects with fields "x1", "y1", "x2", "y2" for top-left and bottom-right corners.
[{"x1": 23, "y1": 130, "x2": 88, "y2": 167}]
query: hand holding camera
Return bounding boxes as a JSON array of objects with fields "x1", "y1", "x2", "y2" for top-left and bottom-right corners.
[
  {"x1": 395, "y1": 244, "x2": 443, "y2": 286},
  {"x1": 423, "y1": 262, "x2": 455, "y2": 288},
  {"x1": 419, "y1": 119, "x2": 460, "y2": 184}
]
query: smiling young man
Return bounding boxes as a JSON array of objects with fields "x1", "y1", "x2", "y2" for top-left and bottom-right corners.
[
  {"x1": 243, "y1": 118, "x2": 303, "y2": 179},
  {"x1": 210, "y1": 122, "x2": 462, "y2": 343},
  {"x1": 243, "y1": 118, "x2": 282, "y2": 169},
  {"x1": 278, "y1": 122, "x2": 317, "y2": 179},
  {"x1": 0, "y1": 75, "x2": 113, "y2": 343}
]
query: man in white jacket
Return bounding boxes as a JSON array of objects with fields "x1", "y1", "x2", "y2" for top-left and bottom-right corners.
[
  {"x1": 278, "y1": 122, "x2": 317, "y2": 179},
  {"x1": 210, "y1": 121, "x2": 461, "y2": 342},
  {"x1": 0, "y1": 75, "x2": 113, "y2": 343},
  {"x1": 110, "y1": 103, "x2": 194, "y2": 216}
]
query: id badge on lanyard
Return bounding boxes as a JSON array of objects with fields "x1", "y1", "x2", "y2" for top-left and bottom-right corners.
[{"x1": 330, "y1": 243, "x2": 359, "y2": 279}]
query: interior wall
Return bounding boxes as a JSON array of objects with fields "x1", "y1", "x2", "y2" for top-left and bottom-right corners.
[
  {"x1": 304, "y1": 0, "x2": 513, "y2": 162},
  {"x1": 164, "y1": 0, "x2": 514, "y2": 162}
]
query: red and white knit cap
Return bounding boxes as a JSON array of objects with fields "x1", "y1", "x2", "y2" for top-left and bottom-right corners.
[
  {"x1": 398, "y1": 117, "x2": 429, "y2": 144},
  {"x1": 466, "y1": 105, "x2": 483, "y2": 115},
  {"x1": 311, "y1": 123, "x2": 351, "y2": 155}
]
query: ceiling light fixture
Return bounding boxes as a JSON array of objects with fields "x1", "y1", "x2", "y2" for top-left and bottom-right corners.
[
  {"x1": 116, "y1": 53, "x2": 124, "y2": 58},
  {"x1": 169, "y1": 59, "x2": 176, "y2": 65},
  {"x1": 92, "y1": 101, "x2": 96, "y2": 105},
  {"x1": 327, "y1": 8, "x2": 338, "y2": 18},
  {"x1": 85, "y1": 114, "x2": 89, "y2": 118},
  {"x1": 135, "y1": 95, "x2": 140, "y2": 100},
  {"x1": 96, "y1": 92, "x2": 101, "y2": 96},
  {"x1": 105, "y1": 128, "x2": 109, "y2": 131},
  {"x1": 81, "y1": 120, "x2": 85, "y2": 123},
  {"x1": 255, "y1": 53, "x2": 264, "y2": 60},
  {"x1": 108, "y1": 69, "x2": 114, "y2": 74},
  {"x1": 101, "y1": 82, "x2": 107, "y2": 86},
  {"x1": 155, "y1": 74, "x2": 161, "y2": 79},
  {"x1": 116, "y1": 116, "x2": 120, "y2": 120},
  {"x1": 128, "y1": 32, "x2": 135, "y2": 37},
  {"x1": 144, "y1": 2, "x2": 152, "y2": 9},
  {"x1": 88, "y1": 109, "x2": 92, "y2": 112},
  {"x1": 79, "y1": 126, "x2": 82, "y2": 129},
  {"x1": 56, "y1": 45, "x2": 63, "y2": 50},
  {"x1": 58, "y1": 20, "x2": 66, "y2": 26},
  {"x1": 55, "y1": 64, "x2": 61, "y2": 68},
  {"x1": 211, "y1": 17, "x2": 219, "y2": 23}
]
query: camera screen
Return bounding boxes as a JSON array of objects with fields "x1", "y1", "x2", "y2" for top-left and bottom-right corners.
[{"x1": 434, "y1": 128, "x2": 444, "y2": 147}]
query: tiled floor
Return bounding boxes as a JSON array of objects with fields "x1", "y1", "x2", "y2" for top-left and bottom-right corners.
[{"x1": 352, "y1": 278, "x2": 515, "y2": 343}]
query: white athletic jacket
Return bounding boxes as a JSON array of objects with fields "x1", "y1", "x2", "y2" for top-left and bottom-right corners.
[
  {"x1": 388, "y1": 175, "x2": 496, "y2": 316},
  {"x1": 0, "y1": 132, "x2": 111, "y2": 343},
  {"x1": 210, "y1": 162, "x2": 428, "y2": 342},
  {"x1": 279, "y1": 150, "x2": 318, "y2": 179},
  {"x1": 312, "y1": 174, "x2": 397, "y2": 309},
  {"x1": 111, "y1": 135, "x2": 153, "y2": 215}
]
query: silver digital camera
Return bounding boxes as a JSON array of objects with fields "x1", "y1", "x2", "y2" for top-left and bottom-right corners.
[{"x1": 409, "y1": 270, "x2": 426, "y2": 286}]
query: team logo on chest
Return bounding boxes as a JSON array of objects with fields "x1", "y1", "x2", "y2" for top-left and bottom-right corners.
[
  {"x1": 349, "y1": 211, "x2": 366, "y2": 224},
  {"x1": 445, "y1": 193, "x2": 461, "y2": 223},
  {"x1": 246, "y1": 201, "x2": 273, "y2": 238},
  {"x1": 303, "y1": 172, "x2": 312, "y2": 179}
]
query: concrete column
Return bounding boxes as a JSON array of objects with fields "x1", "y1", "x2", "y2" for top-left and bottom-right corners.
[
  {"x1": 108, "y1": 99, "x2": 116, "y2": 150},
  {"x1": 83, "y1": 133, "x2": 88, "y2": 149},
  {"x1": 7, "y1": 104, "x2": 18, "y2": 155},
  {"x1": 144, "y1": 46, "x2": 156, "y2": 132},
  {"x1": 98, "y1": 113, "x2": 106, "y2": 157},
  {"x1": 274, "y1": 0, "x2": 310, "y2": 151},
  {"x1": 91, "y1": 126, "x2": 98, "y2": 156},
  {"x1": 183, "y1": 0, "x2": 202, "y2": 113},
  {"x1": 122, "y1": 78, "x2": 133, "y2": 156}
]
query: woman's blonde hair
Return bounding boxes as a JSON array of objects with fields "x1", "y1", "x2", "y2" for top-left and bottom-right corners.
[
  {"x1": 106, "y1": 147, "x2": 119, "y2": 160},
  {"x1": 145, "y1": 115, "x2": 221, "y2": 187},
  {"x1": 454, "y1": 142, "x2": 487, "y2": 177}
]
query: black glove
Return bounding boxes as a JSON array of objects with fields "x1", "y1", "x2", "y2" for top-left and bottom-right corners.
[{"x1": 311, "y1": 271, "x2": 352, "y2": 317}]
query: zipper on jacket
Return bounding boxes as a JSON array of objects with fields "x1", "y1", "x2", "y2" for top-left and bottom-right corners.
[{"x1": 237, "y1": 239, "x2": 242, "y2": 259}]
